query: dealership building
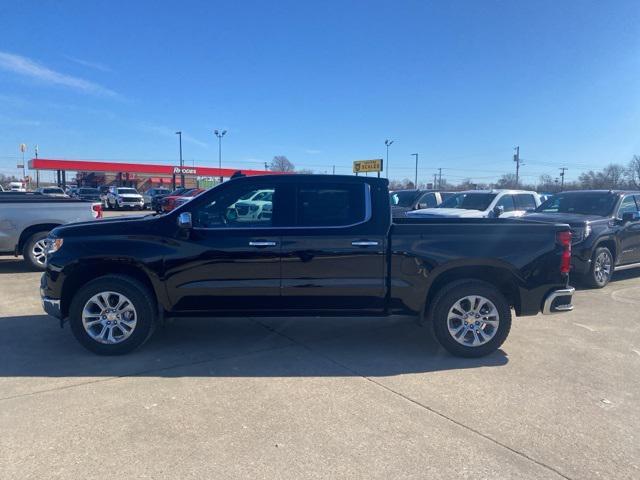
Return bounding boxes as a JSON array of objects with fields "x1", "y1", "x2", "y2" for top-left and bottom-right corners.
[{"x1": 27, "y1": 158, "x2": 274, "y2": 190}]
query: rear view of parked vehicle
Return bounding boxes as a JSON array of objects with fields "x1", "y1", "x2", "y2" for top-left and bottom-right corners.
[
  {"x1": 525, "y1": 190, "x2": 640, "y2": 288},
  {"x1": 408, "y1": 189, "x2": 540, "y2": 219},
  {"x1": 0, "y1": 193, "x2": 101, "y2": 270}
]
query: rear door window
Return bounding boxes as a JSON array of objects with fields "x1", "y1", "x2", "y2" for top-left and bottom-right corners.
[
  {"x1": 514, "y1": 194, "x2": 537, "y2": 210},
  {"x1": 417, "y1": 192, "x2": 438, "y2": 208},
  {"x1": 295, "y1": 183, "x2": 366, "y2": 227},
  {"x1": 618, "y1": 195, "x2": 639, "y2": 217},
  {"x1": 495, "y1": 195, "x2": 516, "y2": 212}
]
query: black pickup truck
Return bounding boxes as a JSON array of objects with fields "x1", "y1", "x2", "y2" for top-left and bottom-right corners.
[
  {"x1": 40, "y1": 175, "x2": 574, "y2": 357},
  {"x1": 525, "y1": 190, "x2": 640, "y2": 288}
]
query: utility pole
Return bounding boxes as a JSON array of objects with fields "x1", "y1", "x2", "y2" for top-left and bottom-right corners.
[
  {"x1": 433, "y1": 173, "x2": 437, "y2": 189},
  {"x1": 175, "y1": 131, "x2": 183, "y2": 187},
  {"x1": 513, "y1": 146, "x2": 520, "y2": 187},
  {"x1": 438, "y1": 167, "x2": 442, "y2": 189},
  {"x1": 35, "y1": 145, "x2": 40, "y2": 188},
  {"x1": 559, "y1": 167, "x2": 568, "y2": 191},
  {"x1": 411, "y1": 153, "x2": 418, "y2": 188},
  {"x1": 332, "y1": 165, "x2": 335, "y2": 175},
  {"x1": 384, "y1": 139, "x2": 394, "y2": 179},
  {"x1": 214, "y1": 129, "x2": 227, "y2": 183}
]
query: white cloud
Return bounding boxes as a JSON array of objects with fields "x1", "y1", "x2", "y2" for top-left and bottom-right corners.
[
  {"x1": 0, "y1": 51, "x2": 118, "y2": 97},
  {"x1": 64, "y1": 55, "x2": 112, "y2": 72}
]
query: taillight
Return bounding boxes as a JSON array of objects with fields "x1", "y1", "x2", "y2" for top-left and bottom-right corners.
[
  {"x1": 92, "y1": 203, "x2": 103, "y2": 219},
  {"x1": 557, "y1": 231, "x2": 572, "y2": 274}
]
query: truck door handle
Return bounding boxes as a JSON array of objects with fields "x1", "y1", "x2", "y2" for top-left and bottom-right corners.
[
  {"x1": 351, "y1": 240, "x2": 380, "y2": 247},
  {"x1": 249, "y1": 241, "x2": 277, "y2": 247}
]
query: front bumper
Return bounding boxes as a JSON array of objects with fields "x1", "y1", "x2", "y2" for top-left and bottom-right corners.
[
  {"x1": 542, "y1": 287, "x2": 575, "y2": 315},
  {"x1": 42, "y1": 296, "x2": 62, "y2": 319}
]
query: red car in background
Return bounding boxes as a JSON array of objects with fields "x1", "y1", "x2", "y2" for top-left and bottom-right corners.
[{"x1": 161, "y1": 188, "x2": 205, "y2": 212}]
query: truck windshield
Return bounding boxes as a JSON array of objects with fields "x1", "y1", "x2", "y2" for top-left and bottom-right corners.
[
  {"x1": 117, "y1": 188, "x2": 138, "y2": 194},
  {"x1": 439, "y1": 193, "x2": 497, "y2": 211},
  {"x1": 536, "y1": 192, "x2": 617, "y2": 216},
  {"x1": 390, "y1": 191, "x2": 419, "y2": 207}
]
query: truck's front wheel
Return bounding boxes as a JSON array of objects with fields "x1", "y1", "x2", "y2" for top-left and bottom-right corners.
[
  {"x1": 430, "y1": 280, "x2": 511, "y2": 357},
  {"x1": 69, "y1": 275, "x2": 156, "y2": 355}
]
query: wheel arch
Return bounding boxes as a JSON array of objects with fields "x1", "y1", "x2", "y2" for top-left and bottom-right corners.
[
  {"x1": 594, "y1": 238, "x2": 617, "y2": 263},
  {"x1": 60, "y1": 260, "x2": 163, "y2": 318},
  {"x1": 423, "y1": 264, "x2": 521, "y2": 320},
  {"x1": 17, "y1": 224, "x2": 61, "y2": 252}
]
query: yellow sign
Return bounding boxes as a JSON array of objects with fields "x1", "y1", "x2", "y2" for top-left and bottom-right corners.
[{"x1": 353, "y1": 159, "x2": 383, "y2": 173}]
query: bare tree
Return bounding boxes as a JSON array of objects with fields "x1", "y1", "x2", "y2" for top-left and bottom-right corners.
[
  {"x1": 269, "y1": 156, "x2": 295, "y2": 172},
  {"x1": 628, "y1": 155, "x2": 640, "y2": 188}
]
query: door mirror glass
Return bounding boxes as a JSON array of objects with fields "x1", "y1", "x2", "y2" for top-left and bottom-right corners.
[
  {"x1": 417, "y1": 203, "x2": 427, "y2": 210},
  {"x1": 493, "y1": 205, "x2": 505, "y2": 217},
  {"x1": 177, "y1": 212, "x2": 192, "y2": 229}
]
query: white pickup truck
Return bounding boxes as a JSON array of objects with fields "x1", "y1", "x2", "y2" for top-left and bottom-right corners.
[{"x1": 0, "y1": 193, "x2": 102, "y2": 269}]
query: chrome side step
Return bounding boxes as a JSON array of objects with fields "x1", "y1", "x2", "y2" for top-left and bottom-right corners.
[{"x1": 614, "y1": 262, "x2": 640, "y2": 272}]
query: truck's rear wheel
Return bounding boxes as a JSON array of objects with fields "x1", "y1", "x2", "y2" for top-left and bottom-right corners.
[
  {"x1": 430, "y1": 280, "x2": 511, "y2": 357},
  {"x1": 23, "y1": 231, "x2": 49, "y2": 270},
  {"x1": 69, "y1": 275, "x2": 156, "y2": 355}
]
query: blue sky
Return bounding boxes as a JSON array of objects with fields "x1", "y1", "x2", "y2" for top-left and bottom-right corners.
[{"x1": 0, "y1": 0, "x2": 639, "y2": 184}]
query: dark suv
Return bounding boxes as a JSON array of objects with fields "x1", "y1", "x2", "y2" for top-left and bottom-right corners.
[{"x1": 525, "y1": 190, "x2": 640, "y2": 287}]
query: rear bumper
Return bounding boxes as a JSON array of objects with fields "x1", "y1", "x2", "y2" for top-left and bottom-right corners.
[{"x1": 542, "y1": 287, "x2": 575, "y2": 315}]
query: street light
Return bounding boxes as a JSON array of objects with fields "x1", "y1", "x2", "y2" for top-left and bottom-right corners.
[
  {"x1": 384, "y1": 139, "x2": 394, "y2": 179},
  {"x1": 214, "y1": 129, "x2": 227, "y2": 182},
  {"x1": 411, "y1": 153, "x2": 418, "y2": 188},
  {"x1": 175, "y1": 131, "x2": 183, "y2": 187}
]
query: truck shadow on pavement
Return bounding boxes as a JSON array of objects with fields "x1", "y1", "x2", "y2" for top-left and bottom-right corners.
[
  {"x1": 0, "y1": 258, "x2": 33, "y2": 274},
  {"x1": 0, "y1": 314, "x2": 508, "y2": 380}
]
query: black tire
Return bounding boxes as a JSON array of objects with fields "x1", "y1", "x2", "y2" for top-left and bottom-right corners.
[
  {"x1": 430, "y1": 280, "x2": 512, "y2": 358},
  {"x1": 583, "y1": 246, "x2": 613, "y2": 289},
  {"x1": 69, "y1": 275, "x2": 157, "y2": 355},
  {"x1": 22, "y1": 231, "x2": 49, "y2": 271}
]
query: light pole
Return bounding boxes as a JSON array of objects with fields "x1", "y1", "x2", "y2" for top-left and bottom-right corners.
[
  {"x1": 175, "y1": 131, "x2": 183, "y2": 187},
  {"x1": 384, "y1": 139, "x2": 394, "y2": 179},
  {"x1": 214, "y1": 129, "x2": 227, "y2": 183},
  {"x1": 411, "y1": 153, "x2": 418, "y2": 188}
]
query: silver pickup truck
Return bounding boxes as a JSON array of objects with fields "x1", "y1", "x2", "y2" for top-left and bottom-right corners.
[{"x1": 0, "y1": 193, "x2": 101, "y2": 269}]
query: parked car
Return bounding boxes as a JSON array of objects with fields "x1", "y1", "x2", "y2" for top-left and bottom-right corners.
[
  {"x1": 152, "y1": 188, "x2": 188, "y2": 212},
  {"x1": 407, "y1": 189, "x2": 541, "y2": 218},
  {"x1": 172, "y1": 189, "x2": 205, "y2": 210},
  {"x1": 524, "y1": 190, "x2": 640, "y2": 288},
  {"x1": 36, "y1": 187, "x2": 68, "y2": 198},
  {"x1": 227, "y1": 188, "x2": 273, "y2": 221},
  {"x1": 71, "y1": 187, "x2": 102, "y2": 202},
  {"x1": 390, "y1": 189, "x2": 455, "y2": 217},
  {"x1": 103, "y1": 186, "x2": 144, "y2": 210},
  {"x1": 142, "y1": 188, "x2": 171, "y2": 209},
  {"x1": 0, "y1": 193, "x2": 101, "y2": 270},
  {"x1": 160, "y1": 188, "x2": 198, "y2": 212},
  {"x1": 41, "y1": 175, "x2": 573, "y2": 357}
]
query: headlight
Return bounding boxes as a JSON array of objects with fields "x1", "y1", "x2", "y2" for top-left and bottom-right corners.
[{"x1": 46, "y1": 238, "x2": 64, "y2": 254}]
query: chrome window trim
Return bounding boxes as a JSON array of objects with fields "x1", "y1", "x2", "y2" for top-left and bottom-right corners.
[{"x1": 192, "y1": 183, "x2": 372, "y2": 231}]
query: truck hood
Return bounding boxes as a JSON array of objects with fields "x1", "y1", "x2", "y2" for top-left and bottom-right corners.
[
  {"x1": 51, "y1": 214, "x2": 157, "y2": 237},
  {"x1": 523, "y1": 212, "x2": 608, "y2": 227},
  {"x1": 408, "y1": 208, "x2": 488, "y2": 218}
]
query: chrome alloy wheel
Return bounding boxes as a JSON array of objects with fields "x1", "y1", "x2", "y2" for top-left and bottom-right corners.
[
  {"x1": 32, "y1": 239, "x2": 48, "y2": 265},
  {"x1": 447, "y1": 295, "x2": 500, "y2": 347},
  {"x1": 594, "y1": 251, "x2": 612, "y2": 284},
  {"x1": 82, "y1": 292, "x2": 137, "y2": 344}
]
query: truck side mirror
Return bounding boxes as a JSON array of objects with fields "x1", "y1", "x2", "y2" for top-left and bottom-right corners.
[
  {"x1": 177, "y1": 212, "x2": 192, "y2": 229},
  {"x1": 417, "y1": 203, "x2": 427, "y2": 210},
  {"x1": 493, "y1": 205, "x2": 505, "y2": 217}
]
